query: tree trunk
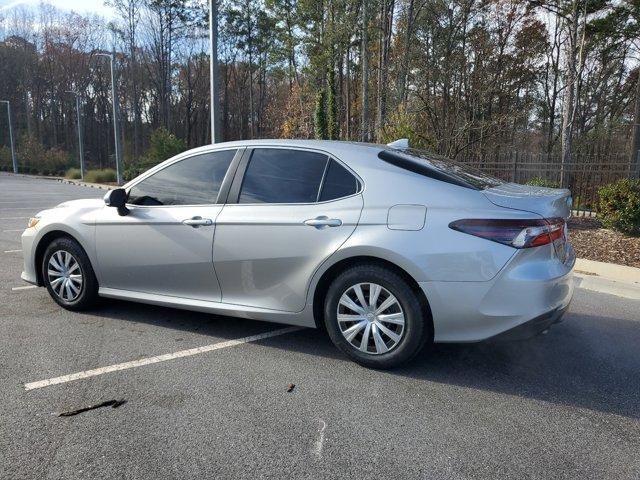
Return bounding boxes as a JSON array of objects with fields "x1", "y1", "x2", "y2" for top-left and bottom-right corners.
[{"x1": 361, "y1": 0, "x2": 370, "y2": 142}]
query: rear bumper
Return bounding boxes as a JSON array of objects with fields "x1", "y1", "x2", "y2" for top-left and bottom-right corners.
[
  {"x1": 421, "y1": 243, "x2": 575, "y2": 343},
  {"x1": 489, "y1": 304, "x2": 569, "y2": 341}
]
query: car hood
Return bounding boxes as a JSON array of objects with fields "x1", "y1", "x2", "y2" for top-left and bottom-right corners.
[
  {"x1": 35, "y1": 198, "x2": 104, "y2": 217},
  {"x1": 482, "y1": 183, "x2": 572, "y2": 219},
  {"x1": 56, "y1": 198, "x2": 105, "y2": 209}
]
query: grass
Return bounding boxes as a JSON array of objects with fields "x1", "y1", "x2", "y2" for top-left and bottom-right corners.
[
  {"x1": 84, "y1": 169, "x2": 117, "y2": 184},
  {"x1": 64, "y1": 168, "x2": 82, "y2": 179}
]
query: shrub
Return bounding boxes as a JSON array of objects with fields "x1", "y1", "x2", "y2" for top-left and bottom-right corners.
[
  {"x1": 18, "y1": 134, "x2": 45, "y2": 172},
  {"x1": 84, "y1": 169, "x2": 117, "y2": 184},
  {"x1": 65, "y1": 168, "x2": 82, "y2": 179},
  {"x1": 0, "y1": 145, "x2": 12, "y2": 170},
  {"x1": 526, "y1": 177, "x2": 560, "y2": 188},
  {"x1": 123, "y1": 160, "x2": 157, "y2": 181},
  {"x1": 43, "y1": 147, "x2": 72, "y2": 175},
  {"x1": 598, "y1": 178, "x2": 640, "y2": 236},
  {"x1": 143, "y1": 127, "x2": 186, "y2": 165}
]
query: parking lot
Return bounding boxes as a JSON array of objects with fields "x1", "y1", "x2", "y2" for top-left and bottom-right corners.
[{"x1": 1, "y1": 172, "x2": 639, "y2": 479}]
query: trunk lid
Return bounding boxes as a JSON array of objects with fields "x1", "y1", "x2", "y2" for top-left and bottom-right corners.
[{"x1": 482, "y1": 183, "x2": 572, "y2": 220}]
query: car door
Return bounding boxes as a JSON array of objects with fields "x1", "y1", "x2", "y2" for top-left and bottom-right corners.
[
  {"x1": 213, "y1": 147, "x2": 364, "y2": 312},
  {"x1": 94, "y1": 148, "x2": 240, "y2": 302}
]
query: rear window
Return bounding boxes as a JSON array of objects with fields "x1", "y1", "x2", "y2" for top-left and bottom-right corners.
[{"x1": 378, "y1": 148, "x2": 504, "y2": 190}]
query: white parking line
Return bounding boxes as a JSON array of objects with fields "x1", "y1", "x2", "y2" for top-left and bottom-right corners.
[
  {"x1": 2, "y1": 229, "x2": 24, "y2": 232},
  {"x1": 11, "y1": 285, "x2": 37, "y2": 291},
  {"x1": 0, "y1": 217, "x2": 29, "y2": 220},
  {"x1": 24, "y1": 326, "x2": 303, "y2": 391},
  {"x1": 4, "y1": 249, "x2": 22, "y2": 253}
]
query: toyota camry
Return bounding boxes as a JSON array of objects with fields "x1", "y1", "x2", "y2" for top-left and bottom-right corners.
[{"x1": 20, "y1": 140, "x2": 575, "y2": 368}]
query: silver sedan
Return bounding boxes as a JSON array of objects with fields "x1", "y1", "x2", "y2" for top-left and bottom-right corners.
[{"x1": 21, "y1": 140, "x2": 575, "y2": 368}]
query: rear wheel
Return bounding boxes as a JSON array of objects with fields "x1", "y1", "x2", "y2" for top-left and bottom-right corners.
[
  {"x1": 324, "y1": 264, "x2": 427, "y2": 369},
  {"x1": 42, "y1": 237, "x2": 98, "y2": 311}
]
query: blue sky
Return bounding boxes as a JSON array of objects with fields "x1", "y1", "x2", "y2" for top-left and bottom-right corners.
[{"x1": 0, "y1": 0, "x2": 115, "y2": 18}]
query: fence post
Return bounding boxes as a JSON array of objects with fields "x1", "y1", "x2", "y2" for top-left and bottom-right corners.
[{"x1": 512, "y1": 151, "x2": 518, "y2": 183}]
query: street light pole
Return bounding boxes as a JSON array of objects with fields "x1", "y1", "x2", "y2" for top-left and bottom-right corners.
[
  {"x1": 209, "y1": 0, "x2": 220, "y2": 144},
  {"x1": 95, "y1": 51, "x2": 123, "y2": 184},
  {"x1": 67, "y1": 91, "x2": 85, "y2": 180},
  {"x1": 0, "y1": 100, "x2": 17, "y2": 174}
]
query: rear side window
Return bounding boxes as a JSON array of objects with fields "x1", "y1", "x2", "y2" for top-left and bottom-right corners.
[
  {"x1": 128, "y1": 149, "x2": 236, "y2": 205},
  {"x1": 319, "y1": 160, "x2": 359, "y2": 201},
  {"x1": 239, "y1": 149, "x2": 328, "y2": 204}
]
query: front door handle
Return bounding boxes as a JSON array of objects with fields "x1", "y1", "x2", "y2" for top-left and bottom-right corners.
[
  {"x1": 182, "y1": 216, "x2": 213, "y2": 228},
  {"x1": 304, "y1": 216, "x2": 342, "y2": 229}
]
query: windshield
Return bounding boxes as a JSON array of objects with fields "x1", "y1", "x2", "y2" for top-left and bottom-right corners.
[{"x1": 379, "y1": 148, "x2": 505, "y2": 190}]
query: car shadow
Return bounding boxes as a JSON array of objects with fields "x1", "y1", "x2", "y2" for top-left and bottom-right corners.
[{"x1": 89, "y1": 300, "x2": 640, "y2": 420}]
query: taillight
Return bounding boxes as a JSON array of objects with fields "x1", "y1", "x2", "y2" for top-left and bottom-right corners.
[{"x1": 449, "y1": 217, "x2": 565, "y2": 248}]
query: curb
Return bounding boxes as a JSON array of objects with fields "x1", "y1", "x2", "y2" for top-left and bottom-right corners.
[
  {"x1": 574, "y1": 258, "x2": 640, "y2": 300},
  {"x1": 573, "y1": 274, "x2": 640, "y2": 300},
  {"x1": 57, "y1": 178, "x2": 114, "y2": 191},
  {"x1": 574, "y1": 258, "x2": 640, "y2": 285}
]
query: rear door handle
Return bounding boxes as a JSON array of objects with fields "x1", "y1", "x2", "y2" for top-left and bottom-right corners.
[
  {"x1": 182, "y1": 216, "x2": 213, "y2": 228},
  {"x1": 304, "y1": 216, "x2": 342, "y2": 228}
]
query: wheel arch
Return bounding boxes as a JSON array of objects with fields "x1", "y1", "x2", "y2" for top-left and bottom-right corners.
[
  {"x1": 311, "y1": 255, "x2": 433, "y2": 340},
  {"x1": 34, "y1": 230, "x2": 87, "y2": 286}
]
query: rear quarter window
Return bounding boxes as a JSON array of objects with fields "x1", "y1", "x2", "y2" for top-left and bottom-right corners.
[{"x1": 319, "y1": 160, "x2": 360, "y2": 201}]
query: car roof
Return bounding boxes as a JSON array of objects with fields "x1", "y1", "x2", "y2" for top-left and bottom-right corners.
[{"x1": 181, "y1": 139, "x2": 387, "y2": 160}]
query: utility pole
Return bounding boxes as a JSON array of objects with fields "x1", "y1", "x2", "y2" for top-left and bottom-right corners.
[
  {"x1": 67, "y1": 91, "x2": 85, "y2": 180},
  {"x1": 95, "y1": 51, "x2": 124, "y2": 184},
  {"x1": 209, "y1": 0, "x2": 221, "y2": 143},
  {"x1": 0, "y1": 100, "x2": 17, "y2": 174}
]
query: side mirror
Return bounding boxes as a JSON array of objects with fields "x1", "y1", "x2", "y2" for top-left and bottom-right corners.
[{"x1": 104, "y1": 188, "x2": 130, "y2": 216}]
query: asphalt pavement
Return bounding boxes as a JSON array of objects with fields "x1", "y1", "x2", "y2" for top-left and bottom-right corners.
[{"x1": 1, "y1": 172, "x2": 639, "y2": 479}]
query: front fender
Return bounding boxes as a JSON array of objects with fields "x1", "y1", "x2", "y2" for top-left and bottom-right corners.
[{"x1": 27, "y1": 217, "x2": 98, "y2": 285}]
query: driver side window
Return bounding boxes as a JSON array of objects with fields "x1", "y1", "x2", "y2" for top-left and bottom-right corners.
[{"x1": 128, "y1": 150, "x2": 236, "y2": 206}]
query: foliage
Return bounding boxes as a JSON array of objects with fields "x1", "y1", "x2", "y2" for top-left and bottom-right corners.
[
  {"x1": 327, "y1": 72, "x2": 338, "y2": 140},
  {"x1": 378, "y1": 107, "x2": 432, "y2": 150},
  {"x1": 598, "y1": 179, "x2": 640, "y2": 236},
  {"x1": 526, "y1": 177, "x2": 560, "y2": 188},
  {"x1": 314, "y1": 88, "x2": 328, "y2": 140},
  {"x1": 0, "y1": 146, "x2": 11, "y2": 171},
  {"x1": 143, "y1": 128, "x2": 186, "y2": 165},
  {"x1": 65, "y1": 168, "x2": 82, "y2": 179},
  {"x1": 0, "y1": 0, "x2": 637, "y2": 178},
  {"x1": 43, "y1": 148, "x2": 73, "y2": 176},
  {"x1": 122, "y1": 127, "x2": 186, "y2": 181},
  {"x1": 84, "y1": 169, "x2": 117, "y2": 184},
  {"x1": 17, "y1": 135, "x2": 72, "y2": 175}
]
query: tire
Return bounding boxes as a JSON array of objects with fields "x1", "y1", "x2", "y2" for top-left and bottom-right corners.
[
  {"x1": 42, "y1": 236, "x2": 99, "y2": 311},
  {"x1": 323, "y1": 264, "x2": 428, "y2": 369}
]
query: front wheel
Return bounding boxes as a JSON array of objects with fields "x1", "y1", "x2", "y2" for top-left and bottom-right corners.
[
  {"x1": 43, "y1": 237, "x2": 99, "y2": 311},
  {"x1": 323, "y1": 264, "x2": 428, "y2": 369}
]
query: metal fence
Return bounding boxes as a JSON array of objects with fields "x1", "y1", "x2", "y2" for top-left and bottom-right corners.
[{"x1": 459, "y1": 152, "x2": 639, "y2": 216}]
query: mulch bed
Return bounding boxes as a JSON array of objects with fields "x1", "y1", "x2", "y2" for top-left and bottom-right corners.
[{"x1": 568, "y1": 217, "x2": 640, "y2": 268}]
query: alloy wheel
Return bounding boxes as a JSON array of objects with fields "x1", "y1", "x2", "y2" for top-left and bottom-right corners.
[
  {"x1": 337, "y1": 283, "x2": 405, "y2": 355},
  {"x1": 47, "y1": 250, "x2": 83, "y2": 302}
]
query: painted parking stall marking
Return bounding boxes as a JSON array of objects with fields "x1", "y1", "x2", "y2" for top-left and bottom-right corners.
[
  {"x1": 24, "y1": 326, "x2": 303, "y2": 391},
  {"x1": 12, "y1": 285, "x2": 37, "y2": 291}
]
